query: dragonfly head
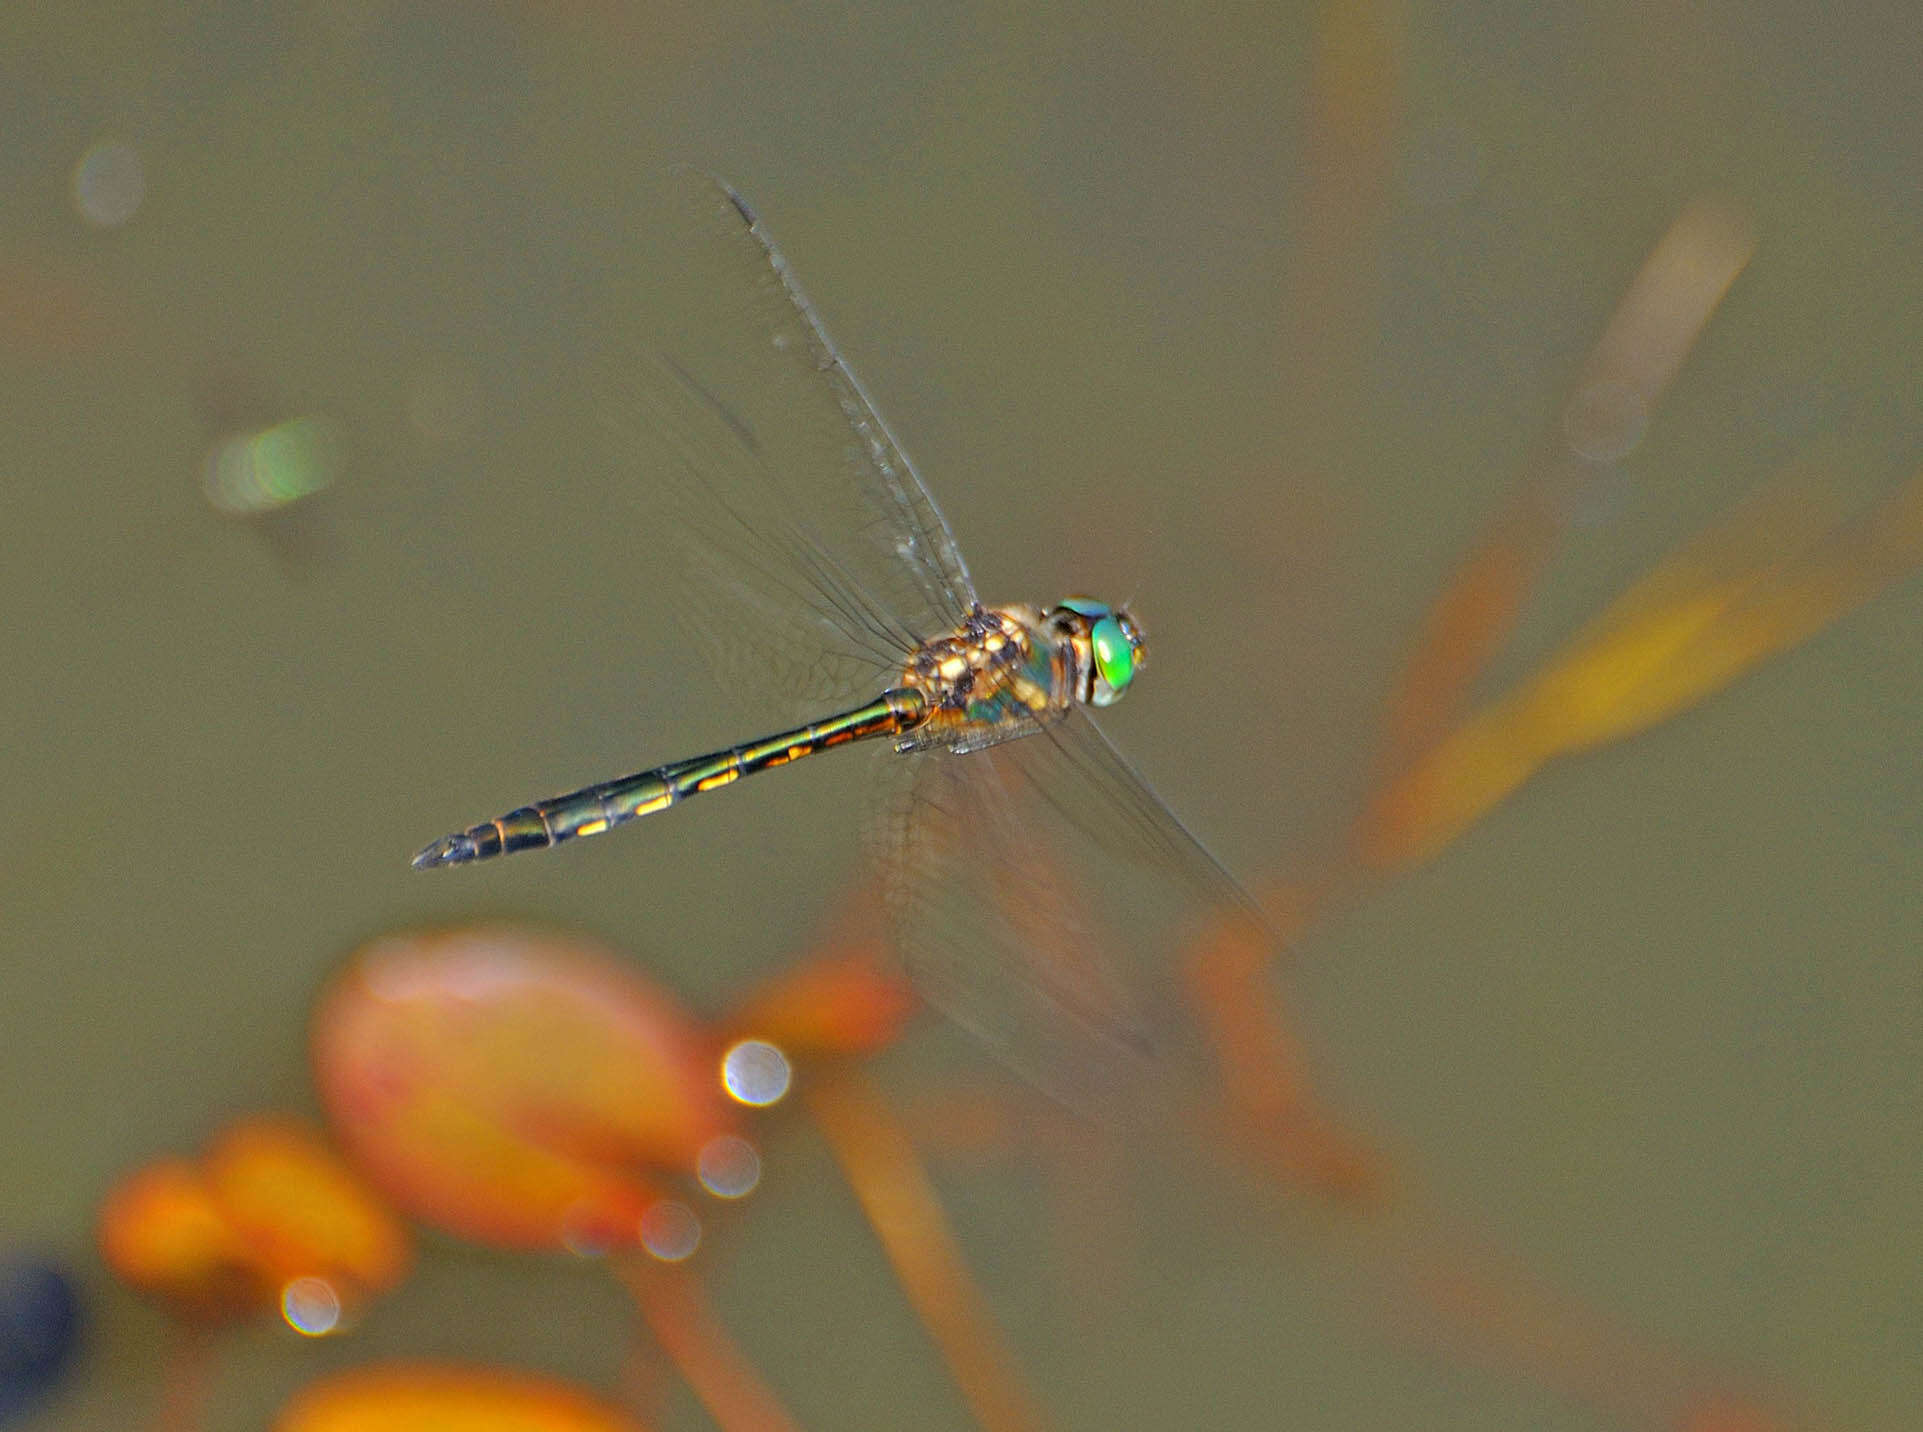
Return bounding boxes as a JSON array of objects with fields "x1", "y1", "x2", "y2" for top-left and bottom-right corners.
[{"x1": 1049, "y1": 597, "x2": 1147, "y2": 708}]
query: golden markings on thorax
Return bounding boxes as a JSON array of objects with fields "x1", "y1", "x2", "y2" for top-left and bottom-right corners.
[{"x1": 904, "y1": 605, "x2": 1045, "y2": 714}]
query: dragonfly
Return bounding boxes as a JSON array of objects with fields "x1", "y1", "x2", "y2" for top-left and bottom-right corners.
[{"x1": 413, "y1": 171, "x2": 1262, "y2": 1106}]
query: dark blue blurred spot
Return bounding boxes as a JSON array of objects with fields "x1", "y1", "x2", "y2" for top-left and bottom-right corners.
[{"x1": 0, "y1": 1261, "x2": 80, "y2": 1423}]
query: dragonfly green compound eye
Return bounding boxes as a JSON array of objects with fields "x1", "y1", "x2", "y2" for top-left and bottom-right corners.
[{"x1": 1090, "y1": 614, "x2": 1137, "y2": 702}]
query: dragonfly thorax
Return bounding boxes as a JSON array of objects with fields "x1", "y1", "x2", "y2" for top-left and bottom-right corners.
[
  {"x1": 893, "y1": 598, "x2": 1145, "y2": 754},
  {"x1": 901, "y1": 605, "x2": 1048, "y2": 715}
]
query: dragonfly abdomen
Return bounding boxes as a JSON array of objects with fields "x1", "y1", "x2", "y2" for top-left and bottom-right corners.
[{"x1": 412, "y1": 688, "x2": 927, "y2": 868}]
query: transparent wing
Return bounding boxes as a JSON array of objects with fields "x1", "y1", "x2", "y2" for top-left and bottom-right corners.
[
  {"x1": 598, "y1": 169, "x2": 979, "y2": 716},
  {"x1": 617, "y1": 351, "x2": 913, "y2": 711},
  {"x1": 873, "y1": 735, "x2": 1241, "y2": 1118},
  {"x1": 1003, "y1": 710, "x2": 1268, "y2": 930}
]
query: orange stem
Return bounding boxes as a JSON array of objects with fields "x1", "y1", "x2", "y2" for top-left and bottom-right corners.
[
  {"x1": 804, "y1": 1065, "x2": 1049, "y2": 1432},
  {"x1": 614, "y1": 1254, "x2": 802, "y2": 1432},
  {"x1": 151, "y1": 1324, "x2": 215, "y2": 1432},
  {"x1": 1344, "y1": 1201, "x2": 1794, "y2": 1432},
  {"x1": 1369, "y1": 198, "x2": 1753, "y2": 788}
]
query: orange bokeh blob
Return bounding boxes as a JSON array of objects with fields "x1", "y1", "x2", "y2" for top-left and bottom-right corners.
[
  {"x1": 96, "y1": 1116, "x2": 410, "y2": 1326},
  {"x1": 275, "y1": 1361, "x2": 645, "y2": 1431},
  {"x1": 97, "y1": 1159, "x2": 274, "y2": 1323},
  {"x1": 204, "y1": 1118, "x2": 414, "y2": 1300},
  {"x1": 311, "y1": 925, "x2": 737, "y2": 1250},
  {"x1": 723, "y1": 886, "x2": 918, "y2": 1057}
]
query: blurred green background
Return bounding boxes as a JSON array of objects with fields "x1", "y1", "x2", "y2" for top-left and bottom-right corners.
[{"x1": 3, "y1": 1, "x2": 1919, "y2": 1428}]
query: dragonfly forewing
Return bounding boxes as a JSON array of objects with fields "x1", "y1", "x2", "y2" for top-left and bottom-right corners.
[{"x1": 601, "y1": 170, "x2": 979, "y2": 714}]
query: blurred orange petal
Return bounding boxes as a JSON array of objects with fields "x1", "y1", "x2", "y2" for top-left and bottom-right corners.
[
  {"x1": 97, "y1": 1119, "x2": 410, "y2": 1329},
  {"x1": 1357, "y1": 697, "x2": 1544, "y2": 869},
  {"x1": 1363, "y1": 468, "x2": 1923, "y2": 869},
  {"x1": 96, "y1": 1159, "x2": 274, "y2": 1323},
  {"x1": 1376, "y1": 198, "x2": 1754, "y2": 767},
  {"x1": 275, "y1": 1361, "x2": 645, "y2": 1431},
  {"x1": 202, "y1": 1117, "x2": 412, "y2": 1304},
  {"x1": 312, "y1": 926, "x2": 735, "y2": 1250},
  {"x1": 1377, "y1": 505, "x2": 1560, "y2": 773},
  {"x1": 1524, "y1": 470, "x2": 1923, "y2": 755},
  {"x1": 725, "y1": 887, "x2": 918, "y2": 1057},
  {"x1": 1183, "y1": 906, "x2": 1313, "y2": 1117}
]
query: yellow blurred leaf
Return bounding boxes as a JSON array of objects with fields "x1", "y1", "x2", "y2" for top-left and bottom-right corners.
[{"x1": 276, "y1": 1362, "x2": 645, "y2": 1432}]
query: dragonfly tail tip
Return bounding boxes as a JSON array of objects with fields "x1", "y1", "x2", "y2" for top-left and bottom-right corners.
[{"x1": 410, "y1": 833, "x2": 475, "y2": 870}]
